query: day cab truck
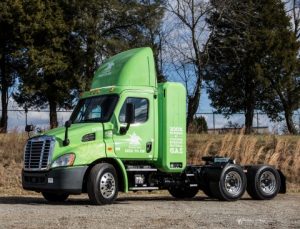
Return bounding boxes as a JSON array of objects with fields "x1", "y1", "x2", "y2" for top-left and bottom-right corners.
[{"x1": 22, "y1": 47, "x2": 286, "y2": 204}]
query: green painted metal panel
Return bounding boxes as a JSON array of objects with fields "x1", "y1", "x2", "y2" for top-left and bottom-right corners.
[
  {"x1": 111, "y1": 89, "x2": 156, "y2": 160},
  {"x1": 45, "y1": 124, "x2": 107, "y2": 166},
  {"x1": 156, "y1": 82, "x2": 187, "y2": 173},
  {"x1": 114, "y1": 158, "x2": 129, "y2": 192},
  {"x1": 91, "y1": 47, "x2": 156, "y2": 89}
]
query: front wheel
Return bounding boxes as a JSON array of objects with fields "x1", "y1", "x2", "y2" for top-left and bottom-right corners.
[
  {"x1": 42, "y1": 192, "x2": 69, "y2": 202},
  {"x1": 168, "y1": 186, "x2": 199, "y2": 199},
  {"x1": 209, "y1": 164, "x2": 247, "y2": 201},
  {"x1": 87, "y1": 163, "x2": 118, "y2": 205}
]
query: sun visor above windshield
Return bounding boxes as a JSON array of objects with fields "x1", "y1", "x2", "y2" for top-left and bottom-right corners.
[{"x1": 91, "y1": 47, "x2": 157, "y2": 89}]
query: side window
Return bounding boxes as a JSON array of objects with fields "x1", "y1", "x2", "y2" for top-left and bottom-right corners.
[{"x1": 119, "y1": 98, "x2": 148, "y2": 123}]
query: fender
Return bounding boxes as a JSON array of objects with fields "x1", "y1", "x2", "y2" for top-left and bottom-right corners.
[
  {"x1": 84, "y1": 157, "x2": 128, "y2": 193},
  {"x1": 113, "y1": 157, "x2": 128, "y2": 193}
]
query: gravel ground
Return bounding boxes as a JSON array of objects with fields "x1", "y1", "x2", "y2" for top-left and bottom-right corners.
[{"x1": 0, "y1": 193, "x2": 299, "y2": 229}]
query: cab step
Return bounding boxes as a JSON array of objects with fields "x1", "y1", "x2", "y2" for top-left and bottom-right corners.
[{"x1": 129, "y1": 187, "x2": 159, "y2": 191}]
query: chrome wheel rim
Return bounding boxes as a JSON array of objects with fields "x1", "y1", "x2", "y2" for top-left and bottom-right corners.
[
  {"x1": 224, "y1": 171, "x2": 242, "y2": 196},
  {"x1": 100, "y1": 172, "x2": 116, "y2": 199},
  {"x1": 259, "y1": 171, "x2": 276, "y2": 195}
]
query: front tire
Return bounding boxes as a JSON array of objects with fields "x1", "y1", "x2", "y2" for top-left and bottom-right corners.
[
  {"x1": 168, "y1": 186, "x2": 199, "y2": 199},
  {"x1": 42, "y1": 192, "x2": 69, "y2": 202},
  {"x1": 87, "y1": 163, "x2": 118, "y2": 205},
  {"x1": 246, "y1": 165, "x2": 280, "y2": 200}
]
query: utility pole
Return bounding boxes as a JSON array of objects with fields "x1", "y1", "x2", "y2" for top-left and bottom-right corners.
[
  {"x1": 256, "y1": 112, "x2": 259, "y2": 134},
  {"x1": 213, "y1": 112, "x2": 216, "y2": 134},
  {"x1": 25, "y1": 105, "x2": 28, "y2": 126},
  {"x1": 298, "y1": 113, "x2": 300, "y2": 133}
]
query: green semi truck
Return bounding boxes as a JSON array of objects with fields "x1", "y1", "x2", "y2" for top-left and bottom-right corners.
[{"x1": 22, "y1": 47, "x2": 285, "y2": 204}]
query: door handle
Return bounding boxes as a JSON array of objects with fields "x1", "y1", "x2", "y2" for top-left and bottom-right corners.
[{"x1": 146, "y1": 142, "x2": 152, "y2": 153}]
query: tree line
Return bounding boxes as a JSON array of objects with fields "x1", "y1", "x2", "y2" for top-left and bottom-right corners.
[{"x1": 0, "y1": 0, "x2": 299, "y2": 134}]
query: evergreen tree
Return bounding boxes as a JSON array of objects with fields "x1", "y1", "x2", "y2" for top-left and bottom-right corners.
[
  {"x1": 0, "y1": 0, "x2": 26, "y2": 132},
  {"x1": 257, "y1": 1, "x2": 300, "y2": 134},
  {"x1": 71, "y1": 0, "x2": 165, "y2": 90},
  {"x1": 125, "y1": 0, "x2": 166, "y2": 82},
  {"x1": 14, "y1": 0, "x2": 78, "y2": 128},
  {"x1": 206, "y1": 0, "x2": 300, "y2": 134},
  {"x1": 14, "y1": 0, "x2": 165, "y2": 128}
]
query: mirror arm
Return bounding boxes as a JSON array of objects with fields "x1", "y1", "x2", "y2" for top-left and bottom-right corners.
[
  {"x1": 63, "y1": 126, "x2": 70, "y2": 146},
  {"x1": 120, "y1": 123, "x2": 131, "y2": 135},
  {"x1": 63, "y1": 120, "x2": 71, "y2": 146}
]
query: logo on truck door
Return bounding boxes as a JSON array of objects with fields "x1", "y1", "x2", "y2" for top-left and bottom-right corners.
[
  {"x1": 129, "y1": 132, "x2": 142, "y2": 147},
  {"x1": 124, "y1": 132, "x2": 145, "y2": 153}
]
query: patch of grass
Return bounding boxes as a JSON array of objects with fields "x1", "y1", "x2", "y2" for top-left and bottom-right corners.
[{"x1": 0, "y1": 133, "x2": 27, "y2": 195}]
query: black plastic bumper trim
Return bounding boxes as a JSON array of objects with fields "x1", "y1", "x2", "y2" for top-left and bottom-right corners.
[{"x1": 22, "y1": 166, "x2": 88, "y2": 194}]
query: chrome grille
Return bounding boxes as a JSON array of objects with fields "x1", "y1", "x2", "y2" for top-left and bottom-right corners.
[{"x1": 24, "y1": 136, "x2": 55, "y2": 171}]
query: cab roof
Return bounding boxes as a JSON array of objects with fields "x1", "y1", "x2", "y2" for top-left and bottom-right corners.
[{"x1": 91, "y1": 47, "x2": 157, "y2": 89}]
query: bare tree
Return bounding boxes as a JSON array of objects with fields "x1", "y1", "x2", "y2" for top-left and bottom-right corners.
[
  {"x1": 165, "y1": 0, "x2": 229, "y2": 131},
  {"x1": 285, "y1": 0, "x2": 300, "y2": 38}
]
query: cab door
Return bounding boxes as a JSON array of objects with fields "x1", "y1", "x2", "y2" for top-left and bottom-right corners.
[{"x1": 113, "y1": 92, "x2": 155, "y2": 160}]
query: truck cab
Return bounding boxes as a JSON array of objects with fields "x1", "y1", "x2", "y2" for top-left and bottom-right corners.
[{"x1": 22, "y1": 48, "x2": 284, "y2": 204}]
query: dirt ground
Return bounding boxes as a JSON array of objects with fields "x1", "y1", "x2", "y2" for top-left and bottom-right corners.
[{"x1": 0, "y1": 192, "x2": 299, "y2": 229}]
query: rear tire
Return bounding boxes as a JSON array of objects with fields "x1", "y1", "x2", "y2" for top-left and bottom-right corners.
[
  {"x1": 168, "y1": 186, "x2": 199, "y2": 199},
  {"x1": 87, "y1": 163, "x2": 118, "y2": 205},
  {"x1": 209, "y1": 164, "x2": 246, "y2": 201},
  {"x1": 246, "y1": 165, "x2": 280, "y2": 200},
  {"x1": 42, "y1": 192, "x2": 69, "y2": 202}
]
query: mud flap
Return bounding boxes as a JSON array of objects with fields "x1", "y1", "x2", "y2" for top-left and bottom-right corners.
[{"x1": 277, "y1": 170, "x2": 286, "y2": 194}]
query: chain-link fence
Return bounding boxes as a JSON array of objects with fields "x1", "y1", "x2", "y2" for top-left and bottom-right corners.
[
  {"x1": 195, "y1": 112, "x2": 300, "y2": 134},
  {"x1": 5, "y1": 109, "x2": 300, "y2": 134},
  {"x1": 8, "y1": 109, "x2": 72, "y2": 132}
]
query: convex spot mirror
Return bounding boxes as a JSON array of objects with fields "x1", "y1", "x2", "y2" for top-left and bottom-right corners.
[{"x1": 65, "y1": 120, "x2": 72, "y2": 128}]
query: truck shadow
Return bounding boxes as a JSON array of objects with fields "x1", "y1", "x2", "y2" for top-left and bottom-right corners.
[{"x1": 0, "y1": 195, "x2": 253, "y2": 205}]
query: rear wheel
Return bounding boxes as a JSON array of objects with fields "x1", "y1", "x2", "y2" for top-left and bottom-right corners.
[
  {"x1": 87, "y1": 163, "x2": 118, "y2": 205},
  {"x1": 246, "y1": 165, "x2": 280, "y2": 200},
  {"x1": 209, "y1": 164, "x2": 246, "y2": 201},
  {"x1": 42, "y1": 192, "x2": 69, "y2": 202},
  {"x1": 168, "y1": 186, "x2": 199, "y2": 199}
]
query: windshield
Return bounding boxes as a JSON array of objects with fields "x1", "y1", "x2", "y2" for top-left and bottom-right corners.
[{"x1": 70, "y1": 94, "x2": 118, "y2": 123}]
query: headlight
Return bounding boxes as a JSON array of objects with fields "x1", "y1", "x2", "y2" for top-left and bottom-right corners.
[{"x1": 51, "y1": 153, "x2": 75, "y2": 168}]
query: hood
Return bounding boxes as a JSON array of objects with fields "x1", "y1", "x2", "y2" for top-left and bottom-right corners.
[
  {"x1": 42, "y1": 123, "x2": 105, "y2": 162},
  {"x1": 28, "y1": 123, "x2": 107, "y2": 167},
  {"x1": 44, "y1": 123, "x2": 104, "y2": 145}
]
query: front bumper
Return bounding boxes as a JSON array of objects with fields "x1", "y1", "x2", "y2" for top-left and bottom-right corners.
[{"x1": 22, "y1": 166, "x2": 88, "y2": 194}]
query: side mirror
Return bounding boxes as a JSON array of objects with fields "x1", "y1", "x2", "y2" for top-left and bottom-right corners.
[
  {"x1": 25, "y1": 125, "x2": 34, "y2": 132},
  {"x1": 120, "y1": 103, "x2": 135, "y2": 135},
  {"x1": 125, "y1": 103, "x2": 135, "y2": 124}
]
